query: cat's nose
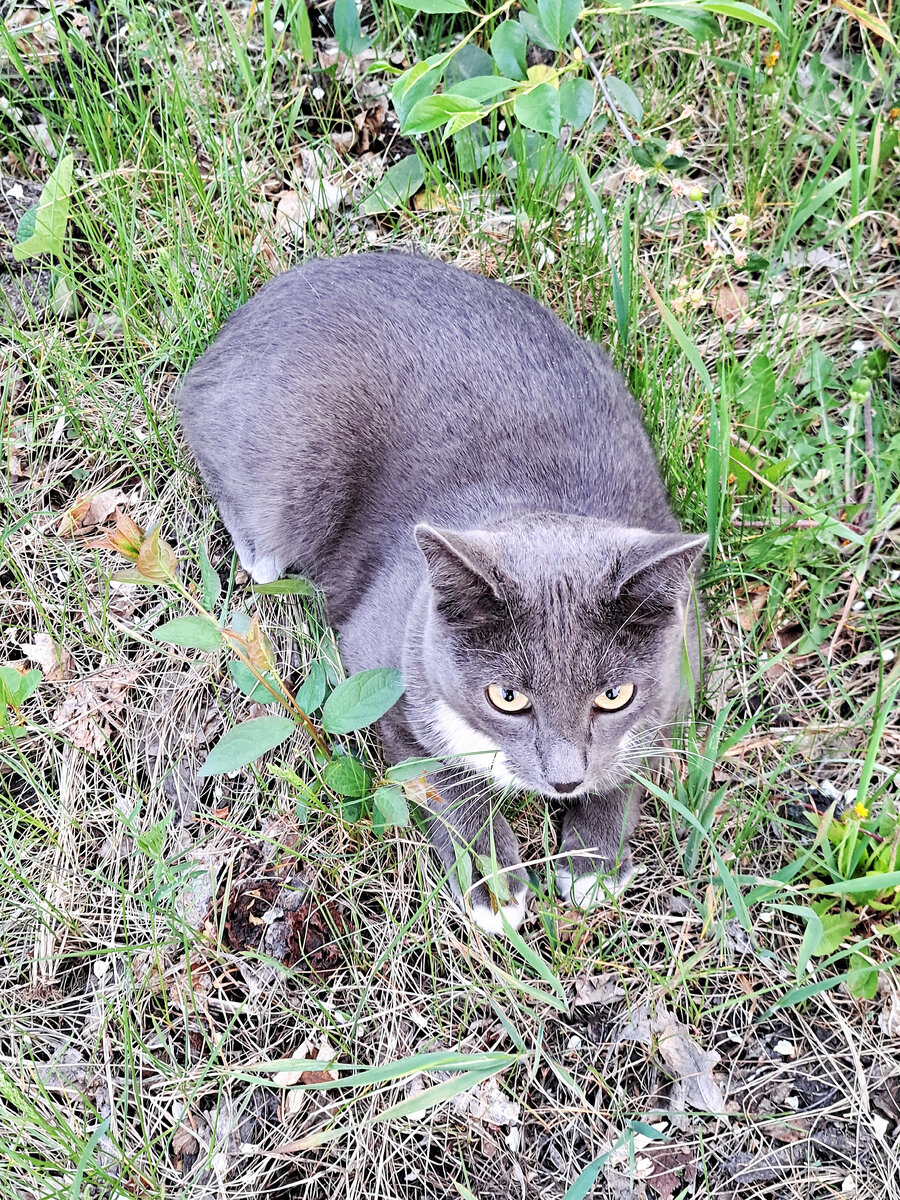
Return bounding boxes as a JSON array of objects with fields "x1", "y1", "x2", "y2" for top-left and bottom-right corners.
[{"x1": 552, "y1": 780, "x2": 582, "y2": 795}]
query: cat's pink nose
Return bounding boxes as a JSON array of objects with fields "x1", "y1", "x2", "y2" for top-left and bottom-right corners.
[{"x1": 553, "y1": 780, "x2": 582, "y2": 795}]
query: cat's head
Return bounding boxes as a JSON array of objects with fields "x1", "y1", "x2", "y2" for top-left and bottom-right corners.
[{"x1": 411, "y1": 516, "x2": 705, "y2": 798}]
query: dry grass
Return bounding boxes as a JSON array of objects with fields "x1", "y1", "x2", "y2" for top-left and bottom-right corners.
[{"x1": 1, "y1": 1, "x2": 899, "y2": 1197}]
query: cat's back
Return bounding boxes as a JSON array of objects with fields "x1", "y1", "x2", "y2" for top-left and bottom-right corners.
[{"x1": 178, "y1": 252, "x2": 670, "y2": 530}]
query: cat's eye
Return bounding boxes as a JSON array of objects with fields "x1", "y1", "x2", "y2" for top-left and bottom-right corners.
[
  {"x1": 593, "y1": 683, "x2": 636, "y2": 712},
  {"x1": 486, "y1": 684, "x2": 532, "y2": 714}
]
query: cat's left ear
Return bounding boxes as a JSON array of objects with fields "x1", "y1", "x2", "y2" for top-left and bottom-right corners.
[
  {"x1": 613, "y1": 531, "x2": 707, "y2": 621},
  {"x1": 414, "y1": 524, "x2": 507, "y2": 626}
]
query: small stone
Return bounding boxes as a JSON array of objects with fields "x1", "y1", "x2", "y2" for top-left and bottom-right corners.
[
  {"x1": 774, "y1": 1039, "x2": 795, "y2": 1057},
  {"x1": 872, "y1": 1114, "x2": 889, "y2": 1139}
]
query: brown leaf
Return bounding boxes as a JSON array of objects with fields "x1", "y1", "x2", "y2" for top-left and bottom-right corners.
[
  {"x1": 644, "y1": 1145, "x2": 698, "y2": 1200},
  {"x1": 57, "y1": 488, "x2": 127, "y2": 537},
  {"x1": 136, "y1": 527, "x2": 178, "y2": 582},
  {"x1": 618, "y1": 1003, "x2": 726, "y2": 1112},
  {"x1": 21, "y1": 633, "x2": 74, "y2": 681},
  {"x1": 712, "y1": 282, "x2": 749, "y2": 324},
  {"x1": 53, "y1": 664, "x2": 139, "y2": 753}
]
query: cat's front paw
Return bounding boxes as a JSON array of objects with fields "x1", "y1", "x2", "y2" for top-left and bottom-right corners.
[
  {"x1": 466, "y1": 885, "x2": 528, "y2": 934},
  {"x1": 555, "y1": 855, "x2": 636, "y2": 910}
]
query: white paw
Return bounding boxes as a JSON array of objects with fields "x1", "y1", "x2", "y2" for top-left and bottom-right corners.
[
  {"x1": 467, "y1": 888, "x2": 527, "y2": 935},
  {"x1": 249, "y1": 556, "x2": 282, "y2": 585},
  {"x1": 556, "y1": 862, "x2": 638, "y2": 909}
]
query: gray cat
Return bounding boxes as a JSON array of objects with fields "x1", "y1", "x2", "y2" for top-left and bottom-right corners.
[{"x1": 177, "y1": 252, "x2": 704, "y2": 932}]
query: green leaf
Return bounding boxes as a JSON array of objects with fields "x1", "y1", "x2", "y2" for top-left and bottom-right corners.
[
  {"x1": 16, "y1": 205, "x2": 37, "y2": 244},
  {"x1": 517, "y1": 11, "x2": 560, "y2": 51},
  {"x1": 320, "y1": 668, "x2": 405, "y2": 735},
  {"x1": 490, "y1": 20, "x2": 528, "y2": 81},
  {"x1": 153, "y1": 616, "x2": 223, "y2": 651},
  {"x1": 227, "y1": 660, "x2": 286, "y2": 703},
  {"x1": 0, "y1": 666, "x2": 43, "y2": 707},
  {"x1": 559, "y1": 77, "x2": 594, "y2": 129},
  {"x1": 443, "y1": 111, "x2": 484, "y2": 139},
  {"x1": 392, "y1": 0, "x2": 470, "y2": 10},
  {"x1": 847, "y1": 954, "x2": 879, "y2": 999},
  {"x1": 444, "y1": 42, "x2": 494, "y2": 86},
  {"x1": 736, "y1": 352, "x2": 775, "y2": 439},
  {"x1": 198, "y1": 715, "x2": 296, "y2": 776},
  {"x1": 333, "y1": 0, "x2": 373, "y2": 55},
  {"x1": 392, "y1": 58, "x2": 447, "y2": 125},
  {"x1": 293, "y1": 0, "x2": 314, "y2": 65},
  {"x1": 814, "y1": 911, "x2": 858, "y2": 957},
  {"x1": 404, "y1": 94, "x2": 483, "y2": 135},
  {"x1": 700, "y1": 0, "x2": 785, "y2": 36},
  {"x1": 323, "y1": 754, "x2": 372, "y2": 798},
  {"x1": 13, "y1": 153, "x2": 74, "y2": 262},
  {"x1": 537, "y1": 0, "x2": 582, "y2": 48},
  {"x1": 513, "y1": 83, "x2": 561, "y2": 137},
  {"x1": 251, "y1": 576, "x2": 315, "y2": 595},
  {"x1": 294, "y1": 661, "x2": 327, "y2": 714},
  {"x1": 603, "y1": 75, "x2": 642, "y2": 123},
  {"x1": 448, "y1": 76, "x2": 518, "y2": 102},
  {"x1": 373, "y1": 785, "x2": 409, "y2": 827},
  {"x1": 813, "y1": 870, "x2": 900, "y2": 895},
  {"x1": 198, "y1": 543, "x2": 221, "y2": 610},
  {"x1": 386, "y1": 757, "x2": 443, "y2": 782},
  {"x1": 361, "y1": 154, "x2": 426, "y2": 215},
  {"x1": 652, "y1": 5, "x2": 718, "y2": 39}
]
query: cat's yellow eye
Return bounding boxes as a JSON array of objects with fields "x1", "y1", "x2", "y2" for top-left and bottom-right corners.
[
  {"x1": 486, "y1": 685, "x2": 532, "y2": 713},
  {"x1": 593, "y1": 683, "x2": 636, "y2": 712}
]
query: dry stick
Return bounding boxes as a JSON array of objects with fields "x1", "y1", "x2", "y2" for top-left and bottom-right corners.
[{"x1": 571, "y1": 28, "x2": 736, "y2": 257}]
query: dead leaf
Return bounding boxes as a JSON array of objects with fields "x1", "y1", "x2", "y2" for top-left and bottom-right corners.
[
  {"x1": 643, "y1": 1144, "x2": 698, "y2": 1200},
  {"x1": 712, "y1": 282, "x2": 749, "y2": 325},
  {"x1": 574, "y1": 972, "x2": 626, "y2": 1006},
  {"x1": 618, "y1": 1002, "x2": 727, "y2": 1113},
  {"x1": 880, "y1": 990, "x2": 900, "y2": 1038},
  {"x1": 53, "y1": 664, "x2": 139, "y2": 753},
  {"x1": 21, "y1": 633, "x2": 74, "y2": 681},
  {"x1": 733, "y1": 583, "x2": 769, "y2": 631},
  {"x1": 57, "y1": 488, "x2": 127, "y2": 537},
  {"x1": 452, "y1": 1076, "x2": 520, "y2": 1127}
]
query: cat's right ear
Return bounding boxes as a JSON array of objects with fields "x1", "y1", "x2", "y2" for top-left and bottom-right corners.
[{"x1": 414, "y1": 524, "x2": 506, "y2": 626}]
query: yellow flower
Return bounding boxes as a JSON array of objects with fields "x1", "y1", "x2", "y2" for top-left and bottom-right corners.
[{"x1": 853, "y1": 802, "x2": 869, "y2": 819}]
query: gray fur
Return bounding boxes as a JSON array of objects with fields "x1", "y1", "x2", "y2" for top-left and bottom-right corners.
[{"x1": 177, "y1": 252, "x2": 704, "y2": 929}]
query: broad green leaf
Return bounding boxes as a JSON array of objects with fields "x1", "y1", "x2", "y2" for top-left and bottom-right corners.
[
  {"x1": 372, "y1": 785, "x2": 409, "y2": 826},
  {"x1": 198, "y1": 543, "x2": 221, "y2": 610},
  {"x1": 323, "y1": 754, "x2": 372, "y2": 798},
  {"x1": 559, "y1": 77, "x2": 594, "y2": 129},
  {"x1": 847, "y1": 954, "x2": 879, "y2": 999},
  {"x1": 603, "y1": 75, "x2": 642, "y2": 123},
  {"x1": 491, "y1": 20, "x2": 528, "y2": 81},
  {"x1": 294, "y1": 661, "x2": 327, "y2": 714},
  {"x1": 537, "y1": 0, "x2": 582, "y2": 48},
  {"x1": 448, "y1": 76, "x2": 518, "y2": 102},
  {"x1": 392, "y1": 56, "x2": 449, "y2": 125},
  {"x1": 443, "y1": 112, "x2": 485, "y2": 139},
  {"x1": 333, "y1": 0, "x2": 373, "y2": 55},
  {"x1": 227, "y1": 660, "x2": 287, "y2": 703},
  {"x1": 0, "y1": 666, "x2": 43, "y2": 707},
  {"x1": 198, "y1": 715, "x2": 295, "y2": 776},
  {"x1": 16, "y1": 205, "x2": 36, "y2": 244},
  {"x1": 700, "y1": 0, "x2": 785, "y2": 36},
  {"x1": 386, "y1": 757, "x2": 443, "y2": 782},
  {"x1": 153, "y1": 616, "x2": 223, "y2": 651},
  {"x1": 404, "y1": 94, "x2": 483, "y2": 135},
  {"x1": 252, "y1": 576, "x2": 315, "y2": 595},
  {"x1": 321, "y1": 668, "x2": 404, "y2": 734},
  {"x1": 361, "y1": 154, "x2": 426, "y2": 215},
  {"x1": 393, "y1": 0, "x2": 469, "y2": 11},
  {"x1": 517, "y1": 11, "x2": 559, "y2": 52},
  {"x1": 794, "y1": 908, "x2": 825, "y2": 978},
  {"x1": 513, "y1": 83, "x2": 561, "y2": 137},
  {"x1": 652, "y1": 5, "x2": 718, "y2": 39},
  {"x1": 13, "y1": 153, "x2": 74, "y2": 262},
  {"x1": 814, "y1": 911, "x2": 857, "y2": 957},
  {"x1": 444, "y1": 42, "x2": 494, "y2": 86}
]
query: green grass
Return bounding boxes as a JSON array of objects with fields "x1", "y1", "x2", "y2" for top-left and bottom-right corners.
[{"x1": 1, "y1": 1, "x2": 899, "y2": 1197}]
